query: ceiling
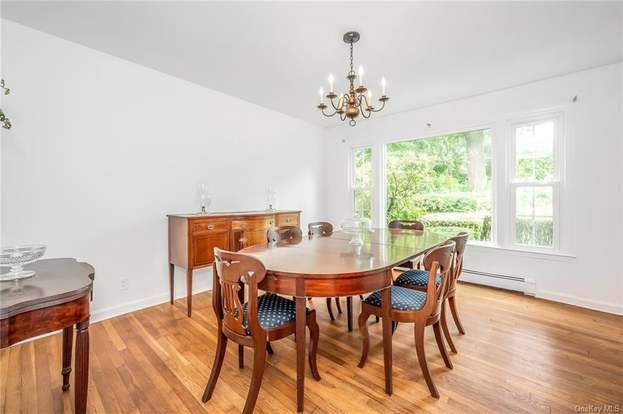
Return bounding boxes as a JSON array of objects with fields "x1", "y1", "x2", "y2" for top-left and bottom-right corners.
[{"x1": 3, "y1": 2, "x2": 622, "y2": 127}]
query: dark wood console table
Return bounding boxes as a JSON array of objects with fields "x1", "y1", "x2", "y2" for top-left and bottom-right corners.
[
  {"x1": 0, "y1": 258, "x2": 94, "y2": 414},
  {"x1": 167, "y1": 210, "x2": 301, "y2": 316}
]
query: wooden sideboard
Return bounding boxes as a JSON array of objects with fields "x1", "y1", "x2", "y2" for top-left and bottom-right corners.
[{"x1": 167, "y1": 210, "x2": 301, "y2": 316}]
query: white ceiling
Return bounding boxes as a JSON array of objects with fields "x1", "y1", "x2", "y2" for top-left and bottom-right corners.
[{"x1": 3, "y1": 1, "x2": 623, "y2": 127}]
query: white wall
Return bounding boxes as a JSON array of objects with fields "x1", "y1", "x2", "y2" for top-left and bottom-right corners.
[
  {"x1": 0, "y1": 20, "x2": 327, "y2": 319},
  {"x1": 325, "y1": 63, "x2": 623, "y2": 314}
]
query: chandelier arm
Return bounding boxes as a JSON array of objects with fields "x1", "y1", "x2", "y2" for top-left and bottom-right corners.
[
  {"x1": 361, "y1": 108, "x2": 371, "y2": 119},
  {"x1": 340, "y1": 112, "x2": 346, "y2": 121},
  {"x1": 371, "y1": 99, "x2": 387, "y2": 113},
  {"x1": 329, "y1": 97, "x2": 340, "y2": 111},
  {"x1": 321, "y1": 107, "x2": 338, "y2": 117}
]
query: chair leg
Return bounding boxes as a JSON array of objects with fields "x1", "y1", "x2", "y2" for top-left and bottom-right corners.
[
  {"x1": 347, "y1": 296, "x2": 353, "y2": 332},
  {"x1": 242, "y1": 339, "x2": 267, "y2": 414},
  {"x1": 307, "y1": 312, "x2": 321, "y2": 381},
  {"x1": 238, "y1": 345, "x2": 244, "y2": 368},
  {"x1": 433, "y1": 322, "x2": 453, "y2": 369},
  {"x1": 414, "y1": 323, "x2": 439, "y2": 399},
  {"x1": 441, "y1": 302, "x2": 457, "y2": 353},
  {"x1": 392, "y1": 321, "x2": 398, "y2": 334},
  {"x1": 326, "y1": 298, "x2": 335, "y2": 321},
  {"x1": 335, "y1": 297, "x2": 342, "y2": 314},
  {"x1": 266, "y1": 342, "x2": 274, "y2": 355},
  {"x1": 448, "y1": 296, "x2": 466, "y2": 335},
  {"x1": 202, "y1": 330, "x2": 228, "y2": 402},
  {"x1": 357, "y1": 308, "x2": 371, "y2": 368}
]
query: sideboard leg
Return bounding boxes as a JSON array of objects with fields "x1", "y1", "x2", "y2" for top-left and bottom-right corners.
[
  {"x1": 61, "y1": 326, "x2": 73, "y2": 391},
  {"x1": 75, "y1": 319, "x2": 90, "y2": 414},
  {"x1": 169, "y1": 263, "x2": 175, "y2": 304},
  {"x1": 186, "y1": 268, "x2": 193, "y2": 317}
]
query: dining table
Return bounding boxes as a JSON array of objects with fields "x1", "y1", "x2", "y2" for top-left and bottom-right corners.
[{"x1": 242, "y1": 227, "x2": 447, "y2": 412}]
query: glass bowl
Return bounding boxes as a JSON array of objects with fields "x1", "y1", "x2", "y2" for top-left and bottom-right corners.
[
  {"x1": 0, "y1": 244, "x2": 47, "y2": 282},
  {"x1": 340, "y1": 215, "x2": 373, "y2": 245}
]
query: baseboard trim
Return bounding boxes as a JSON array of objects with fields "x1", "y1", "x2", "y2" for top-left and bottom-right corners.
[
  {"x1": 91, "y1": 287, "x2": 211, "y2": 323},
  {"x1": 536, "y1": 291, "x2": 623, "y2": 316}
]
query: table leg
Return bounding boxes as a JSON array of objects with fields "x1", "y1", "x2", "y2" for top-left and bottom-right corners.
[
  {"x1": 381, "y1": 287, "x2": 393, "y2": 395},
  {"x1": 186, "y1": 268, "x2": 193, "y2": 317},
  {"x1": 61, "y1": 326, "x2": 73, "y2": 391},
  {"x1": 347, "y1": 296, "x2": 353, "y2": 332},
  {"x1": 169, "y1": 263, "x2": 175, "y2": 304},
  {"x1": 295, "y1": 296, "x2": 306, "y2": 413},
  {"x1": 75, "y1": 319, "x2": 89, "y2": 414}
]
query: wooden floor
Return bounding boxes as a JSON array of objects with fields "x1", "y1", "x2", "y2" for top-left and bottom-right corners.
[{"x1": 2, "y1": 282, "x2": 622, "y2": 413}]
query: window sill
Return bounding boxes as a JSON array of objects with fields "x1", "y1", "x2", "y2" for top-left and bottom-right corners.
[{"x1": 466, "y1": 242, "x2": 576, "y2": 262}]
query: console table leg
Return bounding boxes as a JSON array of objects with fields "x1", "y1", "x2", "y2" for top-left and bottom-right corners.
[
  {"x1": 75, "y1": 319, "x2": 89, "y2": 414},
  {"x1": 61, "y1": 326, "x2": 73, "y2": 391},
  {"x1": 186, "y1": 268, "x2": 193, "y2": 317},
  {"x1": 169, "y1": 263, "x2": 175, "y2": 304}
]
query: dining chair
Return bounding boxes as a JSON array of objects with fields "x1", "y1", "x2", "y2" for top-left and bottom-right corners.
[
  {"x1": 308, "y1": 221, "x2": 362, "y2": 331},
  {"x1": 202, "y1": 248, "x2": 320, "y2": 414},
  {"x1": 393, "y1": 232, "x2": 468, "y2": 353},
  {"x1": 358, "y1": 241, "x2": 456, "y2": 398},
  {"x1": 267, "y1": 225, "x2": 303, "y2": 244},
  {"x1": 388, "y1": 220, "x2": 425, "y2": 269}
]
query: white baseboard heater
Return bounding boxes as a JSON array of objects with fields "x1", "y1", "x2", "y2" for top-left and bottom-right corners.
[{"x1": 460, "y1": 268, "x2": 535, "y2": 295}]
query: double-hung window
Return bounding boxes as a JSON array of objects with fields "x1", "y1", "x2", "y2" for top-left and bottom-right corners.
[
  {"x1": 352, "y1": 146, "x2": 373, "y2": 220},
  {"x1": 510, "y1": 115, "x2": 562, "y2": 249}
]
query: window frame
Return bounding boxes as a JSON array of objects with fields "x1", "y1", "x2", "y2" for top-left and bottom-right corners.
[{"x1": 508, "y1": 112, "x2": 564, "y2": 251}]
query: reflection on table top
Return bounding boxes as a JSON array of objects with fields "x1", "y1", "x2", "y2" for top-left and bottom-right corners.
[{"x1": 242, "y1": 229, "x2": 447, "y2": 276}]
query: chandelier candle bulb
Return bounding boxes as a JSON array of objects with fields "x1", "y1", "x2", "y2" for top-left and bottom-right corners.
[
  {"x1": 319, "y1": 87, "x2": 324, "y2": 103},
  {"x1": 328, "y1": 73, "x2": 335, "y2": 93},
  {"x1": 381, "y1": 77, "x2": 387, "y2": 96}
]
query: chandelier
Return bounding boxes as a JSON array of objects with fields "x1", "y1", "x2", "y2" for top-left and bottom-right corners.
[{"x1": 317, "y1": 31, "x2": 389, "y2": 126}]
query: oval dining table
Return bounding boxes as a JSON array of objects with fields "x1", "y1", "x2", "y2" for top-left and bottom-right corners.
[{"x1": 242, "y1": 228, "x2": 447, "y2": 412}]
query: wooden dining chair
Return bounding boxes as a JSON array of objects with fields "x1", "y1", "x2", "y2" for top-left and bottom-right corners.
[
  {"x1": 388, "y1": 220, "x2": 425, "y2": 269},
  {"x1": 307, "y1": 221, "x2": 361, "y2": 331},
  {"x1": 358, "y1": 241, "x2": 456, "y2": 398},
  {"x1": 393, "y1": 232, "x2": 468, "y2": 353},
  {"x1": 202, "y1": 248, "x2": 321, "y2": 414},
  {"x1": 267, "y1": 225, "x2": 303, "y2": 244}
]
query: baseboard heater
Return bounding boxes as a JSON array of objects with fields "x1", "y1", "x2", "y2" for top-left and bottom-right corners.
[
  {"x1": 460, "y1": 268, "x2": 534, "y2": 294},
  {"x1": 462, "y1": 268, "x2": 524, "y2": 282}
]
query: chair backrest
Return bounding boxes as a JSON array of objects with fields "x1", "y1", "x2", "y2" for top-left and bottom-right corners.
[
  {"x1": 308, "y1": 221, "x2": 334, "y2": 236},
  {"x1": 446, "y1": 232, "x2": 468, "y2": 292},
  {"x1": 212, "y1": 248, "x2": 266, "y2": 337},
  {"x1": 388, "y1": 220, "x2": 424, "y2": 231},
  {"x1": 420, "y1": 241, "x2": 456, "y2": 316},
  {"x1": 267, "y1": 226, "x2": 303, "y2": 245}
]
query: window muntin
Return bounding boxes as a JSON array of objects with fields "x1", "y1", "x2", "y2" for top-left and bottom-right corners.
[
  {"x1": 352, "y1": 147, "x2": 373, "y2": 219},
  {"x1": 385, "y1": 129, "x2": 493, "y2": 242}
]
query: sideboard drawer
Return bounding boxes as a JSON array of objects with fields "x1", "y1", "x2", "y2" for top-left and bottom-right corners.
[
  {"x1": 277, "y1": 213, "x2": 299, "y2": 227},
  {"x1": 191, "y1": 220, "x2": 230, "y2": 235},
  {"x1": 232, "y1": 218, "x2": 272, "y2": 231}
]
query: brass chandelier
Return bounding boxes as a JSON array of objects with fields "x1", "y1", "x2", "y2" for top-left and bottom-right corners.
[{"x1": 317, "y1": 31, "x2": 389, "y2": 126}]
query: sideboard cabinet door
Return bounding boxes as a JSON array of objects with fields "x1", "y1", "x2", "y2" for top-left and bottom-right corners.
[{"x1": 192, "y1": 230, "x2": 230, "y2": 267}]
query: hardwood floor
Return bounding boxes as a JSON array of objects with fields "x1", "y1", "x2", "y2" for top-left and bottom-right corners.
[{"x1": 1, "y1": 282, "x2": 622, "y2": 413}]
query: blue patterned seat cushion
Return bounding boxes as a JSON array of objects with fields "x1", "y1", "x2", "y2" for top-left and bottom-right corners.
[
  {"x1": 394, "y1": 268, "x2": 441, "y2": 287},
  {"x1": 242, "y1": 293, "x2": 309, "y2": 330},
  {"x1": 363, "y1": 286, "x2": 428, "y2": 311}
]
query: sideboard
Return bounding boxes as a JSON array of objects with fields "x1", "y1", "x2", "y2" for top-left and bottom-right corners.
[{"x1": 167, "y1": 210, "x2": 301, "y2": 316}]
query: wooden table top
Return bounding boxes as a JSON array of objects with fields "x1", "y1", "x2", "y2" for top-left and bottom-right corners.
[
  {"x1": 242, "y1": 229, "x2": 447, "y2": 277},
  {"x1": 0, "y1": 258, "x2": 94, "y2": 319}
]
